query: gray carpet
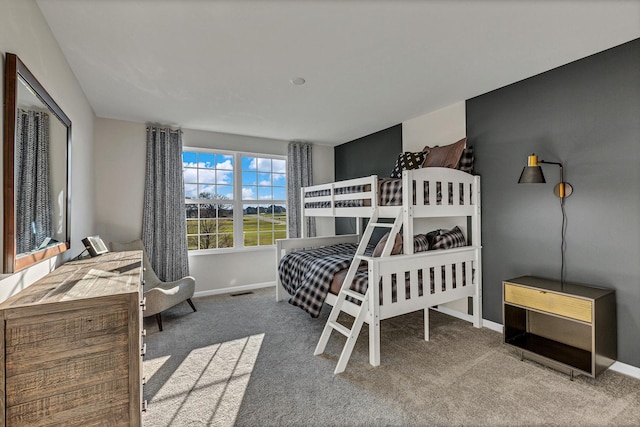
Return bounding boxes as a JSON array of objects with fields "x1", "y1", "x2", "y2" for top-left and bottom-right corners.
[{"x1": 142, "y1": 287, "x2": 640, "y2": 426}]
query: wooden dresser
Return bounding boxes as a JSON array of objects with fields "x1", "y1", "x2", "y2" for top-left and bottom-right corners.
[{"x1": 0, "y1": 251, "x2": 145, "y2": 426}]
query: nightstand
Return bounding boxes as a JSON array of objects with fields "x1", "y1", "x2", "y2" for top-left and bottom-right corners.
[{"x1": 503, "y1": 276, "x2": 616, "y2": 379}]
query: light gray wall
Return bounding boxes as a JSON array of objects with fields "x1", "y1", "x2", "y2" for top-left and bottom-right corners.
[
  {"x1": 0, "y1": 0, "x2": 96, "y2": 301},
  {"x1": 467, "y1": 39, "x2": 640, "y2": 367},
  {"x1": 94, "y1": 118, "x2": 334, "y2": 293}
]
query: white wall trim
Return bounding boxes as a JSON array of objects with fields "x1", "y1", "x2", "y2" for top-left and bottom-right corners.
[
  {"x1": 609, "y1": 361, "x2": 640, "y2": 379},
  {"x1": 194, "y1": 281, "x2": 275, "y2": 298}
]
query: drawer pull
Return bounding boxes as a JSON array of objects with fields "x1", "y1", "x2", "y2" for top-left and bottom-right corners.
[{"x1": 141, "y1": 343, "x2": 147, "y2": 357}]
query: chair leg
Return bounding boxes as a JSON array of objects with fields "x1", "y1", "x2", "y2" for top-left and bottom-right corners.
[
  {"x1": 187, "y1": 298, "x2": 197, "y2": 312},
  {"x1": 156, "y1": 313, "x2": 163, "y2": 332}
]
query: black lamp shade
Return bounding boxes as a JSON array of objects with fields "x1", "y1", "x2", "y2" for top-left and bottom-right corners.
[{"x1": 518, "y1": 166, "x2": 546, "y2": 183}]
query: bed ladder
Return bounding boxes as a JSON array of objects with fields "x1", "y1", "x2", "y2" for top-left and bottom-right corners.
[{"x1": 314, "y1": 208, "x2": 403, "y2": 374}]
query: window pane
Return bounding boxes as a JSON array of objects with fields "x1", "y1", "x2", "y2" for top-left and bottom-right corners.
[
  {"x1": 183, "y1": 151, "x2": 197, "y2": 166},
  {"x1": 216, "y1": 154, "x2": 233, "y2": 169},
  {"x1": 272, "y1": 173, "x2": 286, "y2": 186},
  {"x1": 257, "y1": 158, "x2": 271, "y2": 172},
  {"x1": 185, "y1": 184, "x2": 198, "y2": 199},
  {"x1": 243, "y1": 186, "x2": 257, "y2": 200},
  {"x1": 258, "y1": 187, "x2": 272, "y2": 200},
  {"x1": 217, "y1": 185, "x2": 233, "y2": 199},
  {"x1": 186, "y1": 203, "x2": 199, "y2": 219},
  {"x1": 216, "y1": 170, "x2": 233, "y2": 185},
  {"x1": 274, "y1": 230, "x2": 287, "y2": 241},
  {"x1": 186, "y1": 219, "x2": 199, "y2": 234},
  {"x1": 257, "y1": 206, "x2": 273, "y2": 231},
  {"x1": 199, "y1": 235, "x2": 216, "y2": 249},
  {"x1": 272, "y1": 159, "x2": 286, "y2": 173},
  {"x1": 242, "y1": 156, "x2": 256, "y2": 171},
  {"x1": 199, "y1": 169, "x2": 216, "y2": 183},
  {"x1": 198, "y1": 153, "x2": 215, "y2": 168},
  {"x1": 199, "y1": 219, "x2": 216, "y2": 234},
  {"x1": 200, "y1": 204, "x2": 217, "y2": 218},
  {"x1": 218, "y1": 234, "x2": 234, "y2": 248},
  {"x1": 218, "y1": 218, "x2": 233, "y2": 233},
  {"x1": 197, "y1": 184, "x2": 214, "y2": 199},
  {"x1": 183, "y1": 167, "x2": 198, "y2": 184},
  {"x1": 259, "y1": 232, "x2": 274, "y2": 245},
  {"x1": 219, "y1": 206, "x2": 233, "y2": 219},
  {"x1": 187, "y1": 236, "x2": 199, "y2": 250},
  {"x1": 273, "y1": 187, "x2": 286, "y2": 200},
  {"x1": 244, "y1": 233, "x2": 258, "y2": 247},
  {"x1": 242, "y1": 171, "x2": 256, "y2": 185},
  {"x1": 258, "y1": 173, "x2": 271, "y2": 186}
]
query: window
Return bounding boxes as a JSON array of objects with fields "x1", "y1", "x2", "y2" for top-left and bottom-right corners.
[{"x1": 183, "y1": 149, "x2": 286, "y2": 251}]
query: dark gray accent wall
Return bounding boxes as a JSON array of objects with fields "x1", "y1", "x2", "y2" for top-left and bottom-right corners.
[
  {"x1": 334, "y1": 125, "x2": 402, "y2": 234},
  {"x1": 467, "y1": 39, "x2": 640, "y2": 367}
]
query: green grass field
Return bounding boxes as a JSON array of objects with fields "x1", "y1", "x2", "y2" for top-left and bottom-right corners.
[{"x1": 187, "y1": 213, "x2": 286, "y2": 249}]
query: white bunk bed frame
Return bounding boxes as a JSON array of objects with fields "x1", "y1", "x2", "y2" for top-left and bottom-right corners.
[{"x1": 275, "y1": 167, "x2": 482, "y2": 373}]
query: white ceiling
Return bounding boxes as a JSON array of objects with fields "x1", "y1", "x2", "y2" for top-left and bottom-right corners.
[{"x1": 37, "y1": 1, "x2": 640, "y2": 146}]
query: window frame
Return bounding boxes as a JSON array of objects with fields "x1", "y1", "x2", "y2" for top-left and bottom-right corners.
[{"x1": 183, "y1": 146, "x2": 287, "y2": 253}]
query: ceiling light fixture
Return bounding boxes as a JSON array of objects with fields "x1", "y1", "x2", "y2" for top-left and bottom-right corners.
[{"x1": 290, "y1": 77, "x2": 306, "y2": 86}]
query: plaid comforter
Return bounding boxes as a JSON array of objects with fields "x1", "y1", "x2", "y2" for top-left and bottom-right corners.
[{"x1": 279, "y1": 243, "x2": 374, "y2": 317}]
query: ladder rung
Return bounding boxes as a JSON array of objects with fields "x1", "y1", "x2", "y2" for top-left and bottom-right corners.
[
  {"x1": 342, "y1": 289, "x2": 366, "y2": 302},
  {"x1": 369, "y1": 222, "x2": 393, "y2": 228},
  {"x1": 328, "y1": 321, "x2": 351, "y2": 337}
]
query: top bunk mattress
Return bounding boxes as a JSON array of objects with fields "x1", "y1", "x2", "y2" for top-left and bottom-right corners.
[{"x1": 304, "y1": 177, "x2": 470, "y2": 208}]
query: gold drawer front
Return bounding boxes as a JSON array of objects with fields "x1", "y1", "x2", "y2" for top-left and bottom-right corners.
[{"x1": 504, "y1": 284, "x2": 592, "y2": 323}]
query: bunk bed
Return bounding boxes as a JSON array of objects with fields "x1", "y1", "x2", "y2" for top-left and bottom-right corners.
[{"x1": 275, "y1": 164, "x2": 482, "y2": 373}]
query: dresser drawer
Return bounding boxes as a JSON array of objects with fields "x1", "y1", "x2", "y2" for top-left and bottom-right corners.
[{"x1": 504, "y1": 283, "x2": 592, "y2": 323}]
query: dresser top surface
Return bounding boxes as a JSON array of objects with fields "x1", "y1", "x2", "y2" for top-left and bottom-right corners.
[
  {"x1": 0, "y1": 251, "x2": 142, "y2": 309},
  {"x1": 504, "y1": 276, "x2": 614, "y2": 300}
]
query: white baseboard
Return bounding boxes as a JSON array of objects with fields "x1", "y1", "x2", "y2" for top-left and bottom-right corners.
[
  {"x1": 195, "y1": 283, "x2": 640, "y2": 381},
  {"x1": 609, "y1": 361, "x2": 640, "y2": 379},
  {"x1": 194, "y1": 281, "x2": 274, "y2": 298}
]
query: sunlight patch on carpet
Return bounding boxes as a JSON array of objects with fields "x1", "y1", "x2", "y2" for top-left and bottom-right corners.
[{"x1": 153, "y1": 334, "x2": 264, "y2": 426}]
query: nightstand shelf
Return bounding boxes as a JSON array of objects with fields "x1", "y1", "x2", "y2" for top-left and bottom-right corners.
[{"x1": 503, "y1": 276, "x2": 616, "y2": 379}]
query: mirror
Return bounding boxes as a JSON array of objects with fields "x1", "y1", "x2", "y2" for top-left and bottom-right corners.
[{"x1": 3, "y1": 53, "x2": 71, "y2": 273}]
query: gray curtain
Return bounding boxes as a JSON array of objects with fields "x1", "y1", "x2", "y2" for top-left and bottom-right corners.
[
  {"x1": 142, "y1": 126, "x2": 189, "y2": 281},
  {"x1": 287, "y1": 141, "x2": 316, "y2": 238},
  {"x1": 15, "y1": 109, "x2": 52, "y2": 253}
]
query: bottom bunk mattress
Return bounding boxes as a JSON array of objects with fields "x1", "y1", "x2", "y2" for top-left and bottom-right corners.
[
  {"x1": 278, "y1": 243, "x2": 366, "y2": 317},
  {"x1": 278, "y1": 239, "x2": 471, "y2": 318}
]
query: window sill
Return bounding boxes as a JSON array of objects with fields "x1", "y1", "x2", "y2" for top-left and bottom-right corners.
[{"x1": 187, "y1": 246, "x2": 276, "y2": 256}]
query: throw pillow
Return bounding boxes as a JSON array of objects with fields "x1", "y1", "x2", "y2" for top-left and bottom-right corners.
[
  {"x1": 430, "y1": 226, "x2": 466, "y2": 250},
  {"x1": 373, "y1": 232, "x2": 403, "y2": 257},
  {"x1": 457, "y1": 146, "x2": 474, "y2": 173},
  {"x1": 422, "y1": 137, "x2": 467, "y2": 169},
  {"x1": 389, "y1": 151, "x2": 428, "y2": 179},
  {"x1": 413, "y1": 234, "x2": 430, "y2": 253}
]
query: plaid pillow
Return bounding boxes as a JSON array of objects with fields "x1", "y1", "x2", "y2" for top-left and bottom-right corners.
[
  {"x1": 430, "y1": 226, "x2": 466, "y2": 250},
  {"x1": 389, "y1": 151, "x2": 428, "y2": 178},
  {"x1": 413, "y1": 234, "x2": 430, "y2": 253},
  {"x1": 457, "y1": 146, "x2": 474, "y2": 173}
]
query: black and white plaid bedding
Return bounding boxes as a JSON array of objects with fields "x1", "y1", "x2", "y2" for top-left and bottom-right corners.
[
  {"x1": 279, "y1": 240, "x2": 472, "y2": 316},
  {"x1": 304, "y1": 178, "x2": 470, "y2": 209},
  {"x1": 279, "y1": 243, "x2": 374, "y2": 317}
]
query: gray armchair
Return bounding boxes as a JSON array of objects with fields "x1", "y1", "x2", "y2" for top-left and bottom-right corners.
[{"x1": 110, "y1": 240, "x2": 196, "y2": 331}]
